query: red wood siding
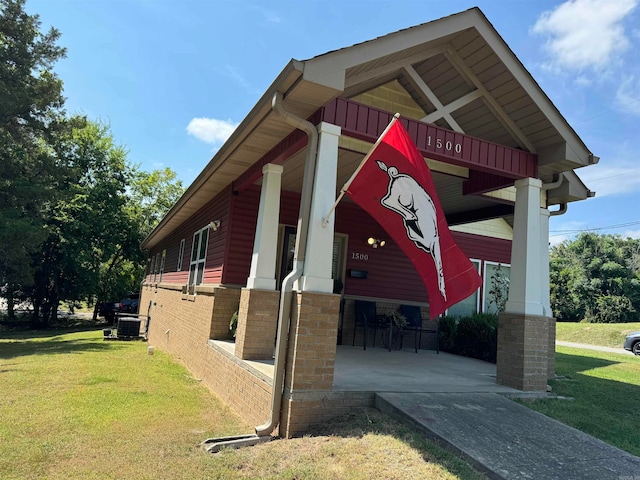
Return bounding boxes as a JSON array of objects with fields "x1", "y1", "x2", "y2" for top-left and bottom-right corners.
[
  {"x1": 452, "y1": 231, "x2": 512, "y2": 264},
  {"x1": 336, "y1": 202, "x2": 428, "y2": 302},
  {"x1": 322, "y1": 98, "x2": 537, "y2": 179},
  {"x1": 223, "y1": 188, "x2": 302, "y2": 285},
  {"x1": 220, "y1": 186, "x2": 511, "y2": 304},
  {"x1": 147, "y1": 187, "x2": 232, "y2": 285},
  {"x1": 222, "y1": 189, "x2": 260, "y2": 285}
]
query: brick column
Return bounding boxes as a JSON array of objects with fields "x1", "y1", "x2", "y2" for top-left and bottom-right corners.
[
  {"x1": 497, "y1": 312, "x2": 549, "y2": 391},
  {"x1": 234, "y1": 288, "x2": 280, "y2": 360},
  {"x1": 280, "y1": 291, "x2": 340, "y2": 436},
  {"x1": 497, "y1": 178, "x2": 552, "y2": 391}
]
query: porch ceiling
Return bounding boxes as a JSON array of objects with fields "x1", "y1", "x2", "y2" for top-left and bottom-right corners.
[{"x1": 142, "y1": 7, "x2": 593, "y2": 250}]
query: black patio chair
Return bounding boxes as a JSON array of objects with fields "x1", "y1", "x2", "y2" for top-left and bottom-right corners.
[
  {"x1": 399, "y1": 304, "x2": 439, "y2": 354},
  {"x1": 353, "y1": 300, "x2": 383, "y2": 350}
]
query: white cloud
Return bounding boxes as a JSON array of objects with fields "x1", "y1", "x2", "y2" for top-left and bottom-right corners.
[
  {"x1": 622, "y1": 229, "x2": 640, "y2": 239},
  {"x1": 616, "y1": 75, "x2": 640, "y2": 116},
  {"x1": 578, "y1": 163, "x2": 640, "y2": 197},
  {"x1": 186, "y1": 117, "x2": 238, "y2": 145},
  {"x1": 532, "y1": 0, "x2": 637, "y2": 72}
]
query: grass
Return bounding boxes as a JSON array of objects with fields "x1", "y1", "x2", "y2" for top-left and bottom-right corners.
[
  {"x1": 522, "y1": 346, "x2": 640, "y2": 457},
  {"x1": 555, "y1": 321, "x2": 640, "y2": 348},
  {"x1": 0, "y1": 325, "x2": 485, "y2": 480}
]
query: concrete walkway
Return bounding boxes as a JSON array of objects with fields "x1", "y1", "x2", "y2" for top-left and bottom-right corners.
[{"x1": 377, "y1": 392, "x2": 640, "y2": 480}]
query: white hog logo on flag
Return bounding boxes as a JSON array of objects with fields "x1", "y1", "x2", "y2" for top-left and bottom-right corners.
[
  {"x1": 377, "y1": 160, "x2": 446, "y2": 301},
  {"x1": 344, "y1": 116, "x2": 481, "y2": 318}
]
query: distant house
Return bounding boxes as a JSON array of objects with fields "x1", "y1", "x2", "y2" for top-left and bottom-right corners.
[{"x1": 140, "y1": 7, "x2": 595, "y2": 437}]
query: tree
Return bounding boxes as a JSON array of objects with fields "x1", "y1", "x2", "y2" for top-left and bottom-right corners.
[
  {"x1": 129, "y1": 168, "x2": 184, "y2": 238},
  {"x1": 550, "y1": 233, "x2": 640, "y2": 323},
  {"x1": 486, "y1": 264, "x2": 509, "y2": 314},
  {"x1": 0, "y1": 1, "x2": 185, "y2": 326},
  {"x1": 0, "y1": 0, "x2": 67, "y2": 311},
  {"x1": 31, "y1": 119, "x2": 129, "y2": 327},
  {"x1": 90, "y1": 166, "x2": 184, "y2": 320}
]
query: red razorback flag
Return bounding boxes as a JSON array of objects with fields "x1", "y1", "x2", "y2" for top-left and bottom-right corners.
[{"x1": 345, "y1": 117, "x2": 482, "y2": 318}]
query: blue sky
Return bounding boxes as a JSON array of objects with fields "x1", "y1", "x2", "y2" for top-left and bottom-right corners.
[{"x1": 27, "y1": 0, "x2": 640, "y2": 245}]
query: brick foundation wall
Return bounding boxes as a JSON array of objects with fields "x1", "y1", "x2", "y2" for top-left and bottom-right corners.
[
  {"x1": 496, "y1": 312, "x2": 550, "y2": 391},
  {"x1": 140, "y1": 283, "x2": 271, "y2": 427},
  {"x1": 281, "y1": 390, "x2": 375, "y2": 438},
  {"x1": 203, "y1": 341, "x2": 272, "y2": 428},
  {"x1": 139, "y1": 285, "x2": 383, "y2": 438}
]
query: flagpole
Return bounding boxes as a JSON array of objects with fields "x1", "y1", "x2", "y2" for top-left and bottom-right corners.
[{"x1": 322, "y1": 112, "x2": 401, "y2": 227}]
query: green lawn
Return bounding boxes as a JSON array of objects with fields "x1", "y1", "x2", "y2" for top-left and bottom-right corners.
[
  {"x1": 555, "y1": 321, "x2": 640, "y2": 348},
  {"x1": 0, "y1": 327, "x2": 484, "y2": 480},
  {"x1": 523, "y1": 346, "x2": 640, "y2": 457}
]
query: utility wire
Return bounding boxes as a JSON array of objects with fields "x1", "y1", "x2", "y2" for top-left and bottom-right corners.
[{"x1": 549, "y1": 220, "x2": 640, "y2": 237}]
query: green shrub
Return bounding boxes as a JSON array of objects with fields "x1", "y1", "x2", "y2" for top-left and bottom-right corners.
[
  {"x1": 439, "y1": 313, "x2": 498, "y2": 363},
  {"x1": 438, "y1": 316, "x2": 457, "y2": 352}
]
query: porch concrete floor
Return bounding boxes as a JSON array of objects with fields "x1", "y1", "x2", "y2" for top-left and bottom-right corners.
[
  {"x1": 333, "y1": 345, "x2": 520, "y2": 394},
  {"x1": 216, "y1": 340, "x2": 521, "y2": 394}
]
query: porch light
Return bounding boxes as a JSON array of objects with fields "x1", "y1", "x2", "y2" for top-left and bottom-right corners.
[{"x1": 367, "y1": 237, "x2": 386, "y2": 248}]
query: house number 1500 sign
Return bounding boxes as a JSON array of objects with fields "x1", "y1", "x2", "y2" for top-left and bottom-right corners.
[
  {"x1": 428, "y1": 136, "x2": 463, "y2": 154},
  {"x1": 352, "y1": 252, "x2": 369, "y2": 261}
]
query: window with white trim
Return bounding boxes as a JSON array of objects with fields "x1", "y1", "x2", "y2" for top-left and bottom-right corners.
[
  {"x1": 153, "y1": 253, "x2": 160, "y2": 283},
  {"x1": 446, "y1": 259, "x2": 481, "y2": 318},
  {"x1": 483, "y1": 261, "x2": 511, "y2": 315},
  {"x1": 177, "y1": 239, "x2": 185, "y2": 271},
  {"x1": 159, "y1": 250, "x2": 166, "y2": 283},
  {"x1": 188, "y1": 226, "x2": 209, "y2": 290}
]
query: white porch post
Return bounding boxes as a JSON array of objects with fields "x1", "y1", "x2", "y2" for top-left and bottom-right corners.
[
  {"x1": 540, "y1": 208, "x2": 551, "y2": 317},
  {"x1": 246, "y1": 163, "x2": 283, "y2": 290},
  {"x1": 505, "y1": 177, "x2": 544, "y2": 316},
  {"x1": 299, "y1": 122, "x2": 341, "y2": 293}
]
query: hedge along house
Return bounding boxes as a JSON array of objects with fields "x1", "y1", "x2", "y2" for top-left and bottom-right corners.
[{"x1": 140, "y1": 7, "x2": 596, "y2": 437}]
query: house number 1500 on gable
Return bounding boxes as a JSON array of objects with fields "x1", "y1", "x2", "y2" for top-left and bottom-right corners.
[{"x1": 351, "y1": 252, "x2": 369, "y2": 261}]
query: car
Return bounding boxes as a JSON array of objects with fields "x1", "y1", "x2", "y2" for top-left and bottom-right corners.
[
  {"x1": 119, "y1": 293, "x2": 140, "y2": 314},
  {"x1": 98, "y1": 301, "x2": 120, "y2": 322},
  {"x1": 623, "y1": 332, "x2": 640, "y2": 355}
]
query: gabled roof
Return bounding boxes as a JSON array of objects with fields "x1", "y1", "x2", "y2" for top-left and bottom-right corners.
[{"x1": 142, "y1": 7, "x2": 594, "y2": 250}]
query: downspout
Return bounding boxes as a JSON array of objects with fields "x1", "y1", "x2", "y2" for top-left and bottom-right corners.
[
  {"x1": 542, "y1": 174, "x2": 567, "y2": 217},
  {"x1": 550, "y1": 204, "x2": 567, "y2": 216},
  {"x1": 200, "y1": 92, "x2": 319, "y2": 452},
  {"x1": 255, "y1": 91, "x2": 319, "y2": 437}
]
